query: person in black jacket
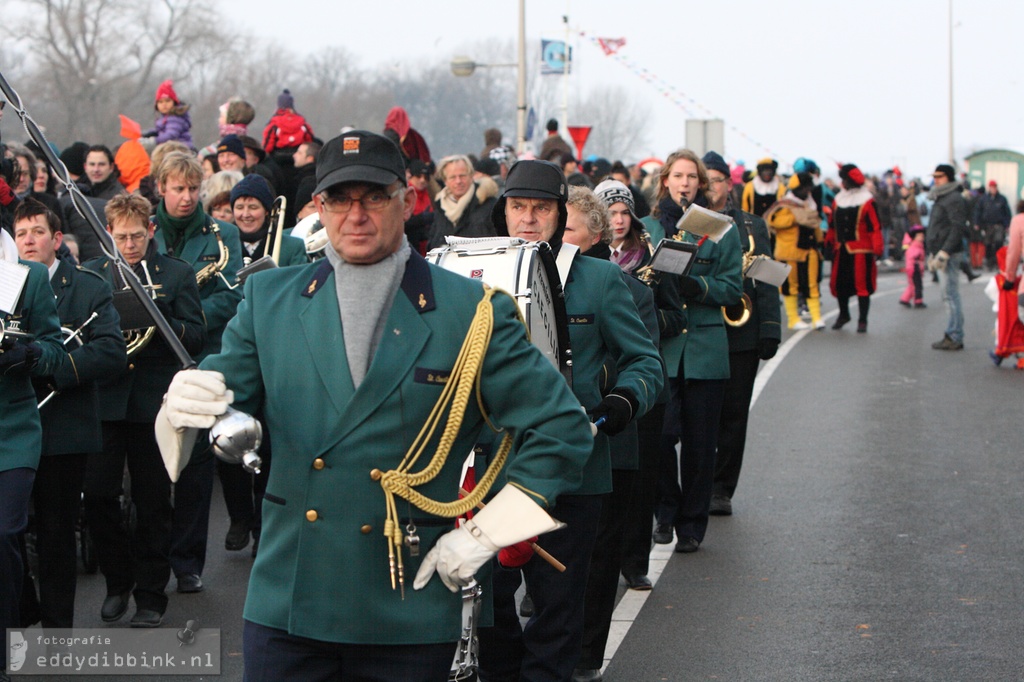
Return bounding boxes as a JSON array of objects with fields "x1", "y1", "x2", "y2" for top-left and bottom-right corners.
[
  {"x1": 426, "y1": 155, "x2": 498, "y2": 249},
  {"x1": 973, "y1": 179, "x2": 1012, "y2": 271},
  {"x1": 926, "y1": 164, "x2": 968, "y2": 350},
  {"x1": 13, "y1": 200, "x2": 126, "y2": 628}
]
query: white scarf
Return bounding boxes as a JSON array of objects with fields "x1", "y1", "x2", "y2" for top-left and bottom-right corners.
[{"x1": 438, "y1": 184, "x2": 476, "y2": 225}]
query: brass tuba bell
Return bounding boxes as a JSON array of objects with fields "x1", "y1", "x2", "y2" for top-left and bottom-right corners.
[{"x1": 722, "y1": 234, "x2": 757, "y2": 327}]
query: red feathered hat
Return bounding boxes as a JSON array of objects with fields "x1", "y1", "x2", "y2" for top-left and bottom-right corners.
[{"x1": 154, "y1": 80, "x2": 179, "y2": 107}]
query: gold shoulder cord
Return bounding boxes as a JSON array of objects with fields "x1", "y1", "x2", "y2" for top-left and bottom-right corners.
[{"x1": 379, "y1": 284, "x2": 522, "y2": 596}]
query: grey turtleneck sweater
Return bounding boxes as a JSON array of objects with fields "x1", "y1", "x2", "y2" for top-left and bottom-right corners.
[{"x1": 324, "y1": 239, "x2": 412, "y2": 388}]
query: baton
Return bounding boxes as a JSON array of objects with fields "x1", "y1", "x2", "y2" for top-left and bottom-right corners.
[
  {"x1": 0, "y1": 71, "x2": 196, "y2": 370},
  {"x1": 459, "y1": 488, "x2": 566, "y2": 572}
]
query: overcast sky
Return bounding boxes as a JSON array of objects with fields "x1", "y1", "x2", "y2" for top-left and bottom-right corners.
[{"x1": 146, "y1": 1, "x2": 1024, "y2": 178}]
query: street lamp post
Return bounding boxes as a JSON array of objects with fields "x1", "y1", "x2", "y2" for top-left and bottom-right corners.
[{"x1": 451, "y1": 0, "x2": 528, "y2": 153}]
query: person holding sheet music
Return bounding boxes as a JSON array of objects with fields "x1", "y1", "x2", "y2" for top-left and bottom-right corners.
[{"x1": 649, "y1": 149, "x2": 743, "y2": 554}]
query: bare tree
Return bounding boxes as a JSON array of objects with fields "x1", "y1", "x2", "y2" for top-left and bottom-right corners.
[
  {"x1": 570, "y1": 85, "x2": 649, "y2": 163},
  {"x1": 14, "y1": 0, "x2": 227, "y2": 143}
]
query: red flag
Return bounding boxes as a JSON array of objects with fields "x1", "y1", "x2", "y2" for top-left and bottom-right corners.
[
  {"x1": 597, "y1": 38, "x2": 626, "y2": 55},
  {"x1": 567, "y1": 126, "x2": 592, "y2": 159}
]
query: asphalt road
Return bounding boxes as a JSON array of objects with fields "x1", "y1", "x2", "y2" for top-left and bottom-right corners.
[
  {"x1": 607, "y1": 267, "x2": 1024, "y2": 681},
  {"x1": 23, "y1": 265, "x2": 1024, "y2": 681}
]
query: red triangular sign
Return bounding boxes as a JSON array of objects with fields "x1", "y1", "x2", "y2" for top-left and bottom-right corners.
[{"x1": 567, "y1": 126, "x2": 592, "y2": 159}]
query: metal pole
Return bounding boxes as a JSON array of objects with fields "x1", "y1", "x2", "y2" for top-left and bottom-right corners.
[
  {"x1": 0, "y1": 71, "x2": 197, "y2": 370},
  {"x1": 516, "y1": 0, "x2": 528, "y2": 153},
  {"x1": 948, "y1": 0, "x2": 954, "y2": 166},
  {"x1": 561, "y1": 8, "x2": 570, "y2": 139}
]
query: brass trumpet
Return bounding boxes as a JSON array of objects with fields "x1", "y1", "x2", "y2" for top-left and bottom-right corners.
[
  {"x1": 0, "y1": 318, "x2": 34, "y2": 348},
  {"x1": 722, "y1": 234, "x2": 756, "y2": 327}
]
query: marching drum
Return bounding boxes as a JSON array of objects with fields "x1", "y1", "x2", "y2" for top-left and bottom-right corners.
[{"x1": 427, "y1": 236, "x2": 573, "y2": 384}]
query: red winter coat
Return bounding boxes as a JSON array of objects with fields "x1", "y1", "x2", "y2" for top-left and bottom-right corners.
[{"x1": 262, "y1": 109, "x2": 314, "y2": 153}]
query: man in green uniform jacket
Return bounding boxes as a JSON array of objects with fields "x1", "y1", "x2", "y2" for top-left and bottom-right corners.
[
  {"x1": 478, "y1": 160, "x2": 663, "y2": 682},
  {"x1": 13, "y1": 199, "x2": 126, "y2": 629},
  {"x1": 155, "y1": 131, "x2": 593, "y2": 681},
  {"x1": 1, "y1": 228, "x2": 64, "y2": 672},
  {"x1": 152, "y1": 152, "x2": 244, "y2": 593}
]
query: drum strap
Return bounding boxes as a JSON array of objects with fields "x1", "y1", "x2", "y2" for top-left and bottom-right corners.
[
  {"x1": 555, "y1": 243, "x2": 578, "y2": 287},
  {"x1": 378, "y1": 284, "x2": 519, "y2": 596}
]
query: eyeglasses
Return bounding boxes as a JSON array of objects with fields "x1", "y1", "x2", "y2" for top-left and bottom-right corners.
[
  {"x1": 708, "y1": 177, "x2": 730, "y2": 185},
  {"x1": 112, "y1": 233, "x2": 148, "y2": 245},
  {"x1": 320, "y1": 187, "x2": 403, "y2": 214}
]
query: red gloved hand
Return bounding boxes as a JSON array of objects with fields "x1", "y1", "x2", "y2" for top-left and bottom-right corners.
[
  {"x1": 497, "y1": 538, "x2": 537, "y2": 568},
  {"x1": 0, "y1": 178, "x2": 15, "y2": 206}
]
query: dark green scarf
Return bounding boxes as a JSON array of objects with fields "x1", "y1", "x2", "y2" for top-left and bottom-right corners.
[{"x1": 156, "y1": 201, "x2": 206, "y2": 256}]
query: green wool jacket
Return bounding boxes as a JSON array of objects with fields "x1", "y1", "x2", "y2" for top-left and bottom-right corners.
[
  {"x1": 1, "y1": 259, "x2": 65, "y2": 472},
  {"x1": 199, "y1": 253, "x2": 593, "y2": 645},
  {"x1": 561, "y1": 255, "x2": 663, "y2": 492},
  {"x1": 155, "y1": 214, "x2": 243, "y2": 359},
  {"x1": 650, "y1": 217, "x2": 744, "y2": 380}
]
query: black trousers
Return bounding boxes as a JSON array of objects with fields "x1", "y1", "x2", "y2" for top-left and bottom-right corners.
[
  {"x1": 656, "y1": 378, "x2": 726, "y2": 543},
  {"x1": 620, "y1": 403, "x2": 665, "y2": 577},
  {"x1": 579, "y1": 470, "x2": 636, "y2": 669},
  {"x1": 84, "y1": 421, "x2": 172, "y2": 613},
  {"x1": 31, "y1": 452, "x2": 88, "y2": 628},
  {"x1": 242, "y1": 620, "x2": 456, "y2": 682},
  {"x1": 713, "y1": 349, "x2": 761, "y2": 499},
  {"x1": 171, "y1": 444, "x2": 214, "y2": 578},
  {"x1": 218, "y1": 413, "x2": 272, "y2": 537},
  {"x1": 1, "y1": 467, "x2": 35, "y2": 669},
  {"x1": 478, "y1": 494, "x2": 602, "y2": 682}
]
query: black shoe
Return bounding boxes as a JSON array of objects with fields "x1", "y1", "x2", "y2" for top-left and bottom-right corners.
[
  {"x1": 225, "y1": 519, "x2": 252, "y2": 551},
  {"x1": 130, "y1": 608, "x2": 163, "y2": 628},
  {"x1": 856, "y1": 321, "x2": 867, "y2": 333},
  {"x1": 914, "y1": 302, "x2": 927, "y2": 308},
  {"x1": 623, "y1": 573, "x2": 653, "y2": 591},
  {"x1": 652, "y1": 523, "x2": 673, "y2": 544},
  {"x1": 709, "y1": 495, "x2": 733, "y2": 516},
  {"x1": 675, "y1": 537, "x2": 700, "y2": 553},
  {"x1": 572, "y1": 668, "x2": 603, "y2": 682},
  {"x1": 176, "y1": 573, "x2": 203, "y2": 593},
  {"x1": 100, "y1": 591, "x2": 131, "y2": 622},
  {"x1": 931, "y1": 335, "x2": 963, "y2": 350},
  {"x1": 899, "y1": 300, "x2": 911, "y2": 308},
  {"x1": 832, "y1": 315, "x2": 851, "y2": 330},
  {"x1": 519, "y1": 592, "x2": 534, "y2": 618}
]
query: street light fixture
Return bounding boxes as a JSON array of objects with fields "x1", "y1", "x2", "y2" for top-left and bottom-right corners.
[{"x1": 449, "y1": 0, "x2": 528, "y2": 153}]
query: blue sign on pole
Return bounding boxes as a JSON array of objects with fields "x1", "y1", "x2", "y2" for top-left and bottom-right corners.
[{"x1": 541, "y1": 40, "x2": 571, "y2": 75}]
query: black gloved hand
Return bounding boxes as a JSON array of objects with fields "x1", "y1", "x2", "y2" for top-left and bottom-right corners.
[
  {"x1": 1002, "y1": 278, "x2": 1017, "y2": 292},
  {"x1": 758, "y1": 338, "x2": 780, "y2": 361},
  {"x1": 0, "y1": 342, "x2": 42, "y2": 376},
  {"x1": 678, "y1": 276, "x2": 702, "y2": 299},
  {"x1": 591, "y1": 387, "x2": 638, "y2": 436}
]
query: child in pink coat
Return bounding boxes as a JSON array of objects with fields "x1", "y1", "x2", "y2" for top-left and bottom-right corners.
[{"x1": 899, "y1": 225, "x2": 926, "y2": 308}]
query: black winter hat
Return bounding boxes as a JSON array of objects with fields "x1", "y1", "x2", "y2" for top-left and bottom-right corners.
[
  {"x1": 59, "y1": 141, "x2": 90, "y2": 177},
  {"x1": 314, "y1": 130, "x2": 406, "y2": 196},
  {"x1": 702, "y1": 151, "x2": 730, "y2": 178},
  {"x1": 217, "y1": 134, "x2": 246, "y2": 161},
  {"x1": 230, "y1": 173, "x2": 275, "y2": 213},
  {"x1": 492, "y1": 160, "x2": 568, "y2": 243}
]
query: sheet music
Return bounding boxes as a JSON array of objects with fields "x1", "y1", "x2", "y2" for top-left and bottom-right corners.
[
  {"x1": 675, "y1": 204, "x2": 735, "y2": 243},
  {"x1": 0, "y1": 260, "x2": 31, "y2": 315},
  {"x1": 650, "y1": 240, "x2": 698, "y2": 276},
  {"x1": 744, "y1": 257, "x2": 792, "y2": 287}
]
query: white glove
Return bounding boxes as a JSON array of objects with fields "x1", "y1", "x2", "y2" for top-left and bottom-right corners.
[
  {"x1": 413, "y1": 485, "x2": 563, "y2": 592},
  {"x1": 413, "y1": 521, "x2": 498, "y2": 593},
  {"x1": 165, "y1": 369, "x2": 233, "y2": 429}
]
